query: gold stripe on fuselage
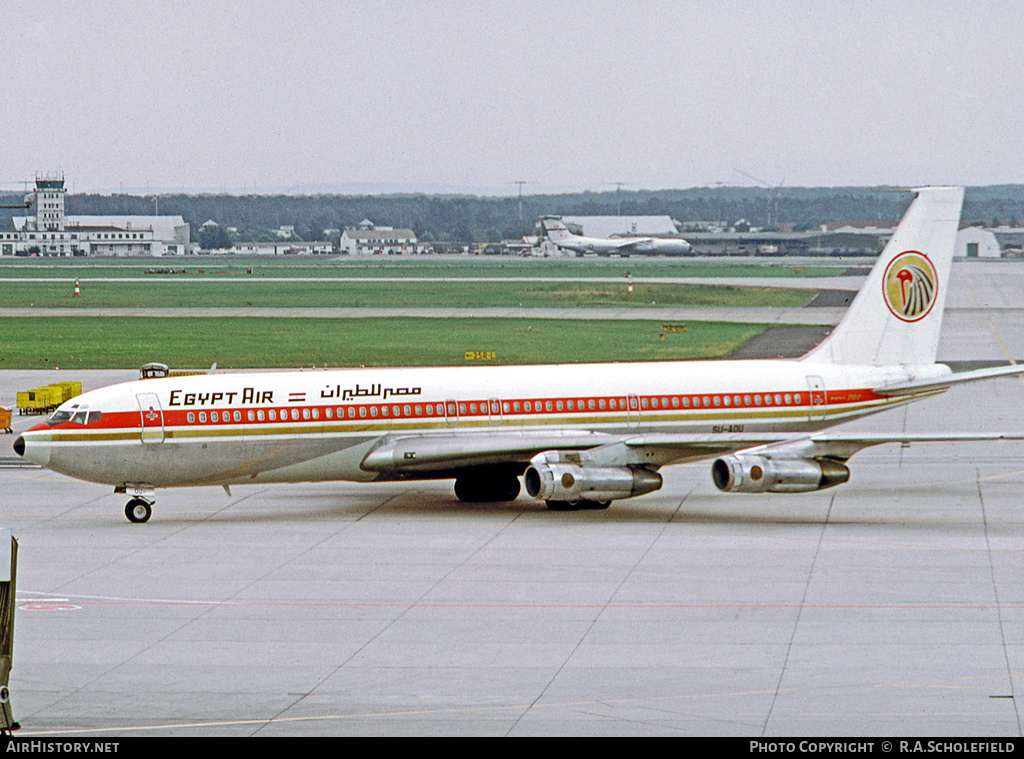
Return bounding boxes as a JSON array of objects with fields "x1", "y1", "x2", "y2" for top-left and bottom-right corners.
[{"x1": 46, "y1": 391, "x2": 925, "y2": 446}]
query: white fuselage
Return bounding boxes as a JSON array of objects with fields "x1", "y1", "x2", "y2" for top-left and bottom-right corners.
[
  {"x1": 19, "y1": 358, "x2": 948, "y2": 490},
  {"x1": 553, "y1": 234, "x2": 692, "y2": 256}
]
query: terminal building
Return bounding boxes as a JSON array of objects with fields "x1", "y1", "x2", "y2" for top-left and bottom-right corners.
[{"x1": 0, "y1": 177, "x2": 190, "y2": 257}]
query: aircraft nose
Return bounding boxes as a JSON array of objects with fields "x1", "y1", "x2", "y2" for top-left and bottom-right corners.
[{"x1": 13, "y1": 432, "x2": 50, "y2": 467}]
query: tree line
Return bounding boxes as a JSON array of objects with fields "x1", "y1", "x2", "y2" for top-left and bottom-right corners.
[{"x1": 3, "y1": 186, "x2": 1023, "y2": 244}]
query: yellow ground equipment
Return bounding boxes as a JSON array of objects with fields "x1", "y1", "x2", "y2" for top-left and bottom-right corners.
[{"x1": 15, "y1": 381, "x2": 82, "y2": 416}]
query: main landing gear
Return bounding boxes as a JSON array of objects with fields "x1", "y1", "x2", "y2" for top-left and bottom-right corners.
[
  {"x1": 545, "y1": 499, "x2": 611, "y2": 511},
  {"x1": 453, "y1": 469, "x2": 522, "y2": 503},
  {"x1": 452, "y1": 469, "x2": 612, "y2": 510}
]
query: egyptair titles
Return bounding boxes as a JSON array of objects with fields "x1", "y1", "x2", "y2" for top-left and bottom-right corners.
[
  {"x1": 167, "y1": 383, "x2": 424, "y2": 407},
  {"x1": 169, "y1": 387, "x2": 275, "y2": 407},
  {"x1": 322, "y1": 383, "x2": 422, "y2": 401}
]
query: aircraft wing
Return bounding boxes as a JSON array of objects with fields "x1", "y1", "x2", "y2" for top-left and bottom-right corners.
[
  {"x1": 360, "y1": 427, "x2": 841, "y2": 475},
  {"x1": 360, "y1": 421, "x2": 1024, "y2": 477},
  {"x1": 611, "y1": 237, "x2": 653, "y2": 251},
  {"x1": 625, "y1": 429, "x2": 1024, "y2": 464},
  {"x1": 359, "y1": 428, "x2": 802, "y2": 476}
]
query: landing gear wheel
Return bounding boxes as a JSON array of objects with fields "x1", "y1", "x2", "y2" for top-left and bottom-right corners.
[
  {"x1": 125, "y1": 498, "x2": 153, "y2": 523},
  {"x1": 546, "y1": 499, "x2": 611, "y2": 511},
  {"x1": 454, "y1": 471, "x2": 521, "y2": 502},
  {"x1": 546, "y1": 500, "x2": 574, "y2": 511}
]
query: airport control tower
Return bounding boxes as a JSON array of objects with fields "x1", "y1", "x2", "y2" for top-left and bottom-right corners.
[{"x1": 27, "y1": 174, "x2": 66, "y2": 232}]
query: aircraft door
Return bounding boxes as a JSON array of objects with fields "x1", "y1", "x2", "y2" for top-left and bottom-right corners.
[
  {"x1": 487, "y1": 398, "x2": 502, "y2": 425},
  {"x1": 627, "y1": 394, "x2": 641, "y2": 429},
  {"x1": 445, "y1": 398, "x2": 459, "y2": 428},
  {"x1": 806, "y1": 376, "x2": 826, "y2": 421},
  {"x1": 136, "y1": 393, "x2": 165, "y2": 443}
]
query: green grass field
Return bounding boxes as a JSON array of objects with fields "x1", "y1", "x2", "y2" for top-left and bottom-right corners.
[
  {"x1": 0, "y1": 257, "x2": 819, "y2": 368},
  {"x1": 0, "y1": 256, "x2": 844, "y2": 279},
  {"x1": 0, "y1": 316, "x2": 768, "y2": 369},
  {"x1": 0, "y1": 279, "x2": 813, "y2": 309}
]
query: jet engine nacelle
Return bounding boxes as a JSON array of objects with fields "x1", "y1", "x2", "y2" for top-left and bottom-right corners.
[
  {"x1": 711, "y1": 455, "x2": 850, "y2": 494},
  {"x1": 524, "y1": 462, "x2": 663, "y2": 503}
]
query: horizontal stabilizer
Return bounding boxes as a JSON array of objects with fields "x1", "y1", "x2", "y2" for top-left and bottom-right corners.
[{"x1": 873, "y1": 364, "x2": 1024, "y2": 396}]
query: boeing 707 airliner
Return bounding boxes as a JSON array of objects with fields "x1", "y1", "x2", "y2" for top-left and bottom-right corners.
[{"x1": 15, "y1": 187, "x2": 1024, "y2": 522}]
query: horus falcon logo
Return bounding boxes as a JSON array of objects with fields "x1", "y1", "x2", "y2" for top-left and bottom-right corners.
[{"x1": 882, "y1": 251, "x2": 938, "y2": 322}]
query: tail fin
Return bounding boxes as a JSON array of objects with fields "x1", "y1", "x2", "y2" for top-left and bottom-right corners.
[
  {"x1": 539, "y1": 216, "x2": 572, "y2": 243},
  {"x1": 801, "y1": 186, "x2": 964, "y2": 366}
]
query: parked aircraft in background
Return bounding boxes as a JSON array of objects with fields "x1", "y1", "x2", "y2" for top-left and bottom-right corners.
[
  {"x1": 14, "y1": 187, "x2": 1024, "y2": 522},
  {"x1": 539, "y1": 216, "x2": 692, "y2": 256}
]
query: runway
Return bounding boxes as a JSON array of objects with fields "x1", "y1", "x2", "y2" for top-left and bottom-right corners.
[{"x1": 1, "y1": 259, "x2": 1024, "y2": 736}]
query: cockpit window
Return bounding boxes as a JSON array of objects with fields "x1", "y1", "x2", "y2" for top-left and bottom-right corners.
[{"x1": 47, "y1": 405, "x2": 101, "y2": 426}]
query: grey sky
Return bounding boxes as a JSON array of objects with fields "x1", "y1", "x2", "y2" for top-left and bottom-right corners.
[{"x1": 2, "y1": 0, "x2": 1021, "y2": 195}]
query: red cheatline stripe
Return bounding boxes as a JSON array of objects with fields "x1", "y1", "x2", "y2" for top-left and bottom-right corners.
[{"x1": 47, "y1": 387, "x2": 890, "y2": 431}]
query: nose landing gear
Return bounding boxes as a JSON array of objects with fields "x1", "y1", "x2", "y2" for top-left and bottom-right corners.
[
  {"x1": 116, "y1": 485, "x2": 156, "y2": 523},
  {"x1": 125, "y1": 498, "x2": 153, "y2": 523}
]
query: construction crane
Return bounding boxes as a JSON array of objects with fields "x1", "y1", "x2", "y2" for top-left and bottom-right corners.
[
  {"x1": 734, "y1": 169, "x2": 785, "y2": 227},
  {"x1": 0, "y1": 180, "x2": 32, "y2": 210}
]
